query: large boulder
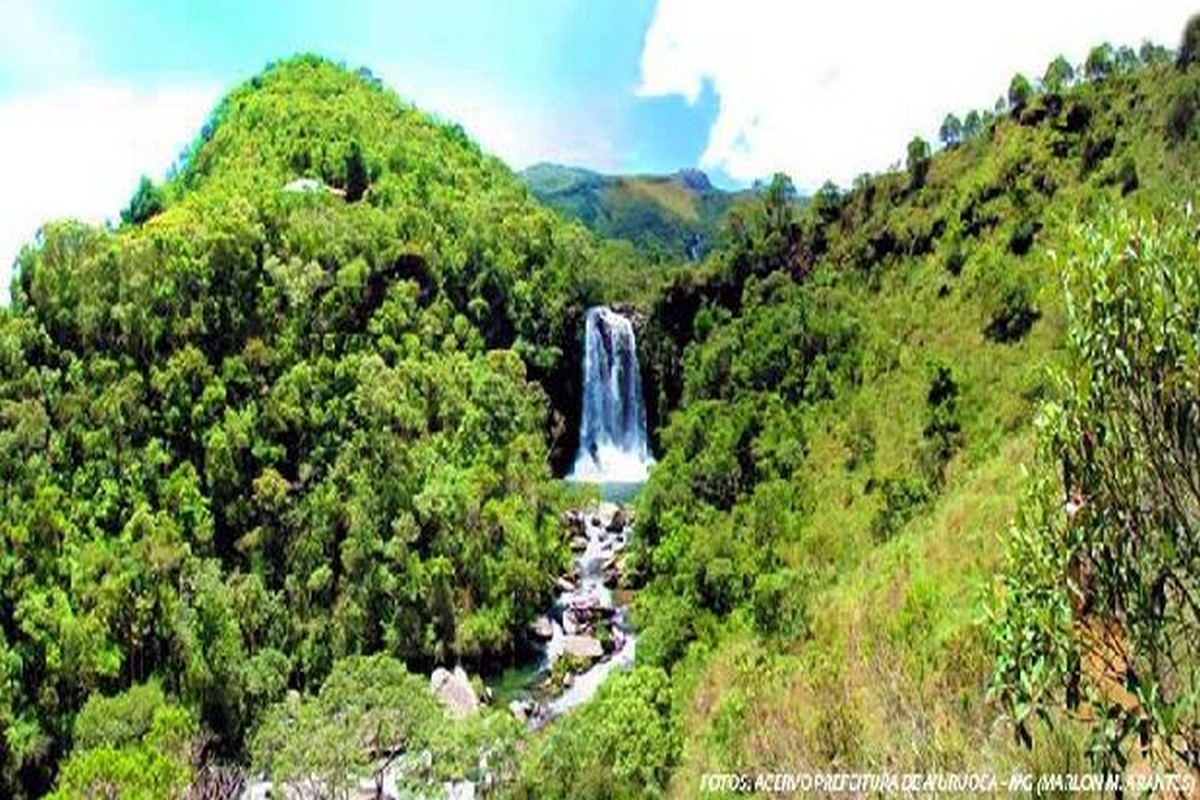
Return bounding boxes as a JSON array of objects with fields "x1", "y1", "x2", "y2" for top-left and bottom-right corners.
[
  {"x1": 559, "y1": 634, "x2": 604, "y2": 661},
  {"x1": 431, "y1": 666, "x2": 479, "y2": 719}
]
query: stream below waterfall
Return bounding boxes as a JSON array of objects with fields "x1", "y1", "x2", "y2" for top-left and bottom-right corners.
[{"x1": 510, "y1": 305, "x2": 656, "y2": 725}]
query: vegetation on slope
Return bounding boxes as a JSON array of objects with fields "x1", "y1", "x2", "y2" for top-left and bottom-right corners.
[
  {"x1": 513, "y1": 30, "x2": 1200, "y2": 798},
  {"x1": 3, "y1": 20, "x2": 1200, "y2": 799},
  {"x1": 520, "y1": 163, "x2": 744, "y2": 263},
  {"x1": 0, "y1": 54, "x2": 629, "y2": 796}
]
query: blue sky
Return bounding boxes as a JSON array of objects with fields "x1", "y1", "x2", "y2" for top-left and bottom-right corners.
[
  {"x1": 1, "y1": 1, "x2": 1196, "y2": 302},
  {"x1": 0, "y1": 1, "x2": 717, "y2": 174}
]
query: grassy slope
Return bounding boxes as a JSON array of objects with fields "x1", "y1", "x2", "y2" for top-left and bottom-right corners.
[
  {"x1": 648, "y1": 56, "x2": 1200, "y2": 796},
  {"x1": 520, "y1": 163, "x2": 742, "y2": 260}
]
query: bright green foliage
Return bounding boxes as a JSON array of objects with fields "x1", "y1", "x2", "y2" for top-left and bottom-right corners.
[
  {"x1": 518, "y1": 667, "x2": 678, "y2": 799},
  {"x1": 629, "y1": 36, "x2": 1200, "y2": 791},
  {"x1": 252, "y1": 654, "x2": 520, "y2": 795},
  {"x1": 0, "y1": 55, "x2": 605, "y2": 796},
  {"x1": 50, "y1": 684, "x2": 196, "y2": 800},
  {"x1": 990, "y1": 206, "x2": 1200, "y2": 772}
]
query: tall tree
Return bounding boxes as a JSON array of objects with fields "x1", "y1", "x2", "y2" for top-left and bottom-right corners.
[
  {"x1": 939, "y1": 113, "x2": 963, "y2": 149},
  {"x1": 962, "y1": 109, "x2": 983, "y2": 139},
  {"x1": 1043, "y1": 55, "x2": 1075, "y2": 94},
  {"x1": 906, "y1": 136, "x2": 931, "y2": 190},
  {"x1": 121, "y1": 176, "x2": 164, "y2": 226},
  {"x1": 1007, "y1": 73, "x2": 1034, "y2": 114},
  {"x1": 1086, "y1": 43, "x2": 1116, "y2": 80}
]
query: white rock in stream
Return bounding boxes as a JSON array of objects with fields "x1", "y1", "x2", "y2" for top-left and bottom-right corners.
[{"x1": 557, "y1": 634, "x2": 604, "y2": 661}]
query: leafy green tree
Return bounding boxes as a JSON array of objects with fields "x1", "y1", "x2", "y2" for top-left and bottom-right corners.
[
  {"x1": 905, "y1": 136, "x2": 931, "y2": 189},
  {"x1": 1139, "y1": 40, "x2": 1170, "y2": 67},
  {"x1": 1043, "y1": 55, "x2": 1075, "y2": 94},
  {"x1": 990, "y1": 206, "x2": 1200, "y2": 772},
  {"x1": 811, "y1": 180, "x2": 843, "y2": 223},
  {"x1": 1114, "y1": 45, "x2": 1139, "y2": 74},
  {"x1": 1085, "y1": 43, "x2": 1115, "y2": 80},
  {"x1": 520, "y1": 667, "x2": 679, "y2": 799},
  {"x1": 252, "y1": 655, "x2": 518, "y2": 797},
  {"x1": 1007, "y1": 73, "x2": 1034, "y2": 114},
  {"x1": 938, "y1": 113, "x2": 963, "y2": 149},
  {"x1": 120, "y1": 176, "x2": 164, "y2": 226},
  {"x1": 962, "y1": 109, "x2": 983, "y2": 139},
  {"x1": 50, "y1": 685, "x2": 196, "y2": 800}
]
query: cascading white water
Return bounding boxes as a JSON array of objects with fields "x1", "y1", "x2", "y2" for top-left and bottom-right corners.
[{"x1": 567, "y1": 307, "x2": 655, "y2": 484}]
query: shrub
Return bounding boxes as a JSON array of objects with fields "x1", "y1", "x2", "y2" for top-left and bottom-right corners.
[
  {"x1": 985, "y1": 271, "x2": 1040, "y2": 343},
  {"x1": 990, "y1": 206, "x2": 1200, "y2": 772}
]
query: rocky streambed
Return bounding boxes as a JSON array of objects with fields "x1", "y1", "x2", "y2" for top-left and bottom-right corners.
[{"x1": 509, "y1": 500, "x2": 636, "y2": 727}]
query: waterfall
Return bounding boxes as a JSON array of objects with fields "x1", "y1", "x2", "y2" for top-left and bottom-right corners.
[{"x1": 567, "y1": 307, "x2": 654, "y2": 484}]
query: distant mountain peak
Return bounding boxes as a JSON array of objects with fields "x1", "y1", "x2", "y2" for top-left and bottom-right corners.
[{"x1": 674, "y1": 168, "x2": 712, "y2": 193}]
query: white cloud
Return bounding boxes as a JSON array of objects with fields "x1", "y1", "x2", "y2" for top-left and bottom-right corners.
[
  {"x1": 639, "y1": 0, "x2": 1196, "y2": 188},
  {"x1": 0, "y1": 3, "x2": 89, "y2": 85},
  {"x1": 0, "y1": 84, "x2": 219, "y2": 303}
]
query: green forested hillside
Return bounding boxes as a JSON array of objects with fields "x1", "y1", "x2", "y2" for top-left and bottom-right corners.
[
  {"x1": 521, "y1": 38, "x2": 1200, "y2": 797},
  {"x1": 0, "y1": 55, "x2": 622, "y2": 796},
  {"x1": 520, "y1": 162, "x2": 743, "y2": 263},
  {"x1": 3, "y1": 32, "x2": 1200, "y2": 800}
]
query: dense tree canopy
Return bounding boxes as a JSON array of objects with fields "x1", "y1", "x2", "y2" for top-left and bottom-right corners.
[{"x1": 0, "y1": 55, "x2": 613, "y2": 797}]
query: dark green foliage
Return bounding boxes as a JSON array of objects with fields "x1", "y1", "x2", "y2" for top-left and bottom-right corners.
[
  {"x1": 343, "y1": 139, "x2": 369, "y2": 201},
  {"x1": 919, "y1": 363, "x2": 963, "y2": 483},
  {"x1": 871, "y1": 473, "x2": 932, "y2": 542},
  {"x1": 1086, "y1": 43, "x2": 1115, "y2": 80},
  {"x1": 906, "y1": 136, "x2": 932, "y2": 189},
  {"x1": 1008, "y1": 74, "x2": 1034, "y2": 114},
  {"x1": 1007, "y1": 216, "x2": 1038, "y2": 256},
  {"x1": 1167, "y1": 80, "x2": 1200, "y2": 143},
  {"x1": 1178, "y1": 13, "x2": 1200, "y2": 69},
  {"x1": 1115, "y1": 155, "x2": 1139, "y2": 194},
  {"x1": 939, "y1": 113, "x2": 963, "y2": 149},
  {"x1": 812, "y1": 181, "x2": 844, "y2": 223},
  {"x1": 963, "y1": 110, "x2": 984, "y2": 139},
  {"x1": 120, "y1": 176, "x2": 164, "y2": 226},
  {"x1": 985, "y1": 270, "x2": 1040, "y2": 343}
]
